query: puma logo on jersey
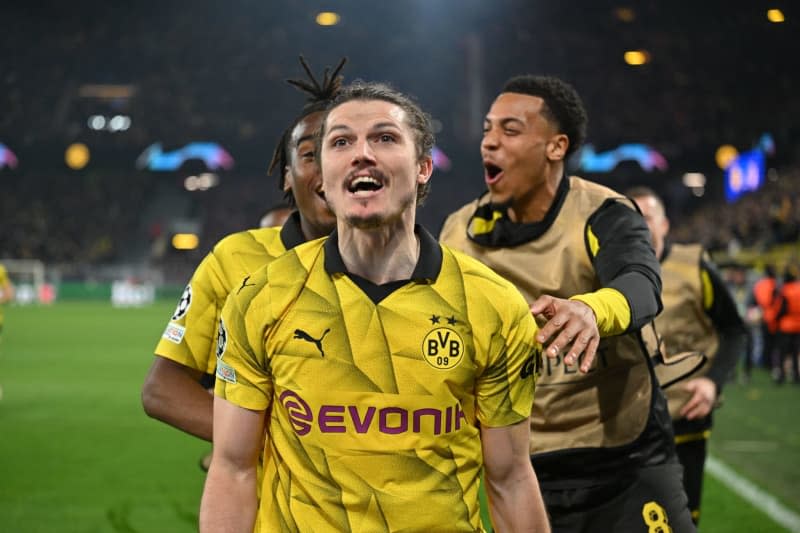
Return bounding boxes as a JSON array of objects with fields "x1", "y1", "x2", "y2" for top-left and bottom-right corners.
[
  {"x1": 294, "y1": 328, "x2": 331, "y2": 357},
  {"x1": 237, "y1": 275, "x2": 257, "y2": 294}
]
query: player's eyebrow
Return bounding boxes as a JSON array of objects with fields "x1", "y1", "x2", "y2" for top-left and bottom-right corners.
[
  {"x1": 295, "y1": 133, "x2": 316, "y2": 147},
  {"x1": 326, "y1": 121, "x2": 404, "y2": 136},
  {"x1": 369, "y1": 121, "x2": 403, "y2": 132},
  {"x1": 484, "y1": 116, "x2": 526, "y2": 128}
]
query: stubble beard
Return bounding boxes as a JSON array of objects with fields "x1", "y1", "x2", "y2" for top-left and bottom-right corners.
[{"x1": 344, "y1": 188, "x2": 417, "y2": 230}]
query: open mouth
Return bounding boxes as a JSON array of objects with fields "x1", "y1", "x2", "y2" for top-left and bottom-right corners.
[
  {"x1": 484, "y1": 162, "x2": 503, "y2": 183},
  {"x1": 346, "y1": 174, "x2": 385, "y2": 196}
]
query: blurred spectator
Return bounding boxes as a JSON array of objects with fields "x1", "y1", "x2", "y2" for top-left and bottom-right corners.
[
  {"x1": 775, "y1": 263, "x2": 800, "y2": 385},
  {"x1": 748, "y1": 265, "x2": 781, "y2": 379}
]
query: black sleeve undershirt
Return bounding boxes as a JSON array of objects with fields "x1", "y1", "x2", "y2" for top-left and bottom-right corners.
[{"x1": 586, "y1": 199, "x2": 663, "y2": 330}]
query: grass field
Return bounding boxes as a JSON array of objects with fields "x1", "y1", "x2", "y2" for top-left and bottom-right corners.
[{"x1": 1, "y1": 301, "x2": 798, "y2": 532}]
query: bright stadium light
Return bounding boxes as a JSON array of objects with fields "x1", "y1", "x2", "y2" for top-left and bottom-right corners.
[
  {"x1": 172, "y1": 233, "x2": 199, "y2": 250},
  {"x1": 108, "y1": 115, "x2": 131, "y2": 132},
  {"x1": 65, "y1": 143, "x2": 90, "y2": 170},
  {"x1": 682, "y1": 172, "x2": 706, "y2": 188},
  {"x1": 767, "y1": 9, "x2": 785, "y2": 23},
  {"x1": 88, "y1": 115, "x2": 106, "y2": 130},
  {"x1": 624, "y1": 50, "x2": 650, "y2": 66},
  {"x1": 316, "y1": 11, "x2": 340, "y2": 26},
  {"x1": 196, "y1": 172, "x2": 219, "y2": 190},
  {"x1": 715, "y1": 144, "x2": 739, "y2": 169}
]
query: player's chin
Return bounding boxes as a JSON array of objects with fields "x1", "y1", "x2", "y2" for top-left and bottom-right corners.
[
  {"x1": 487, "y1": 189, "x2": 511, "y2": 205},
  {"x1": 345, "y1": 212, "x2": 386, "y2": 229}
]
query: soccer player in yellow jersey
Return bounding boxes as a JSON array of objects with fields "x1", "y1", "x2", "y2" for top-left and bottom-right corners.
[
  {"x1": 201, "y1": 82, "x2": 550, "y2": 532},
  {"x1": 629, "y1": 186, "x2": 747, "y2": 524},
  {"x1": 141, "y1": 57, "x2": 346, "y2": 444}
]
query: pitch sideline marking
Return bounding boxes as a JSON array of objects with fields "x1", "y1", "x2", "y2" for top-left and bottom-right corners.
[{"x1": 707, "y1": 455, "x2": 800, "y2": 532}]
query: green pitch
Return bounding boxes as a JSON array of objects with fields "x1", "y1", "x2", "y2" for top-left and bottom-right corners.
[{"x1": 0, "y1": 301, "x2": 797, "y2": 532}]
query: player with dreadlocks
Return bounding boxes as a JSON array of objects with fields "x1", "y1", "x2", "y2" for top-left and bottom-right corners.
[{"x1": 142, "y1": 55, "x2": 347, "y2": 472}]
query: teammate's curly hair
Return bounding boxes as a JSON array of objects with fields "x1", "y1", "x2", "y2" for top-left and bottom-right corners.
[
  {"x1": 268, "y1": 56, "x2": 347, "y2": 204},
  {"x1": 502, "y1": 75, "x2": 588, "y2": 158}
]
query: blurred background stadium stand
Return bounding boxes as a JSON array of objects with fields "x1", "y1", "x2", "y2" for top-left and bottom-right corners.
[{"x1": 1, "y1": 0, "x2": 798, "y2": 301}]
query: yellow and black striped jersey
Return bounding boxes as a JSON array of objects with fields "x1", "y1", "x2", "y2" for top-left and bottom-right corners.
[
  {"x1": 216, "y1": 227, "x2": 540, "y2": 533},
  {"x1": 154, "y1": 213, "x2": 306, "y2": 374}
]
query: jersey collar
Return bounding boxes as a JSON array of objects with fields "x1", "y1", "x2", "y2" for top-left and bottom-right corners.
[
  {"x1": 467, "y1": 174, "x2": 569, "y2": 247},
  {"x1": 280, "y1": 211, "x2": 307, "y2": 250},
  {"x1": 323, "y1": 225, "x2": 443, "y2": 283}
]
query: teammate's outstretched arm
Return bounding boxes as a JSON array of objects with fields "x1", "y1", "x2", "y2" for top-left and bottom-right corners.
[
  {"x1": 482, "y1": 419, "x2": 551, "y2": 532},
  {"x1": 199, "y1": 397, "x2": 264, "y2": 533},
  {"x1": 142, "y1": 357, "x2": 213, "y2": 440}
]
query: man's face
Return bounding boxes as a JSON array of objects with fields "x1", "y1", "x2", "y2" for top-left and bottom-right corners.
[
  {"x1": 284, "y1": 111, "x2": 336, "y2": 236},
  {"x1": 481, "y1": 92, "x2": 565, "y2": 211},
  {"x1": 320, "y1": 99, "x2": 431, "y2": 229},
  {"x1": 632, "y1": 194, "x2": 669, "y2": 258}
]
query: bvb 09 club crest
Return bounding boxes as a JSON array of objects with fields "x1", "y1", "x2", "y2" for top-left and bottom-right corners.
[{"x1": 422, "y1": 328, "x2": 465, "y2": 370}]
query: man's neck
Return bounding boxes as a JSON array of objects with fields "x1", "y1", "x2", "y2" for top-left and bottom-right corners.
[
  {"x1": 337, "y1": 219, "x2": 419, "y2": 285},
  {"x1": 507, "y1": 167, "x2": 564, "y2": 223}
]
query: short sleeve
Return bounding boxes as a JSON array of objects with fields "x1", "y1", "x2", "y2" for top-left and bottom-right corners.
[
  {"x1": 214, "y1": 275, "x2": 274, "y2": 412},
  {"x1": 475, "y1": 289, "x2": 540, "y2": 428}
]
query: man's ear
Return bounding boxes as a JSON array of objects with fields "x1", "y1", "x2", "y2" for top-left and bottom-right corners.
[
  {"x1": 546, "y1": 134, "x2": 569, "y2": 162},
  {"x1": 282, "y1": 167, "x2": 292, "y2": 192},
  {"x1": 417, "y1": 155, "x2": 434, "y2": 184}
]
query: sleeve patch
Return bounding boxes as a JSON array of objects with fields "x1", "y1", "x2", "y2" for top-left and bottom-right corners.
[
  {"x1": 171, "y1": 284, "x2": 192, "y2": 320},
  {"x1": 162, "y1": 322, "x2": 186, "y2": 344},
  {"x1": 216, "y1": 360, "x2": 237, "y2": 384},
  {"x1": 215, "y1": 318, "x2": 228, "y2": 358}
]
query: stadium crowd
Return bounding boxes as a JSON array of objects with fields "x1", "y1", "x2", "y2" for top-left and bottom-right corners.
[{"x1": 1, "y1": 1, "x2": 797, "y2": 279}]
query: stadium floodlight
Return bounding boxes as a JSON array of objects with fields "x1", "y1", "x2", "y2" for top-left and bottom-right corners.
[
  {"x1": 767, "y1": 9, "x2": 785, "y2": 23},
  {"x1": 172, "y1": 233, "x2": 199, "y2": 250},
  {"x1": 196, "y1": 172, "x2": 219, "y2": 190},
  {"x1": 316, "y1": 11, "x2": 340, "y2": 26},
  {"x1": 624, "y1": 50, "x2": 650, "y2": 66},
  {"x1": 88, "y1": 115, "x2": 106, "y2": 130},
  {"x1": 682, "y1": 172, "x2": 706, "y2": 188},
  {"x1": 65, "y1": 143, "x2": 90, "y2": 170},
  {"x1": 109, "y1": 115, "x2": 131, "y2": 132},
  {"x1": 715, "y1": 144, "x2": 739, "y2": 170}
]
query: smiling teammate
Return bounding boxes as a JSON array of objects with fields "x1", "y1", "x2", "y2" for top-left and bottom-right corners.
[
  {"x1": 142, "y1": 56, "x2": 346, "y2": 462},
  {"x1": 441, "y1": 74, "x2": 695, "y2": 532}
]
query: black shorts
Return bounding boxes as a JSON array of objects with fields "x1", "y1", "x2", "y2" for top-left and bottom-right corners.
[{"x1": 542, "y1": 462, "x2": 696, "y2": 533}]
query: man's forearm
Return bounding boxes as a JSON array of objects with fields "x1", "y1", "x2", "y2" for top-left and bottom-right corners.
[
  {"x1": 142, "y1": 356, "x2": 214, "y2": 441},
  {"x1": 199, "y1": 463, "x2": 258, "y2": 533},
  {"x1": 486, "y1": 471, "x2": 550, "y2": 532}
]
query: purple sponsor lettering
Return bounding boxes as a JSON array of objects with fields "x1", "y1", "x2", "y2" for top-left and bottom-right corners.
[
  {"x1": 282, "y1": 390, "x2": 470, "y2": 437},
  {"x1": 413, "y1": 408, "x2": 442, "y2": 433},
  {"x1": 319, "y1": 405, "x2": 346, "y2": 433},
  {"x1": 379, "y1": 407, "x2": 408, "y2": 434},
  {"x1": 348, "y1": 406, "x2": 376, "y2": 433}
]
